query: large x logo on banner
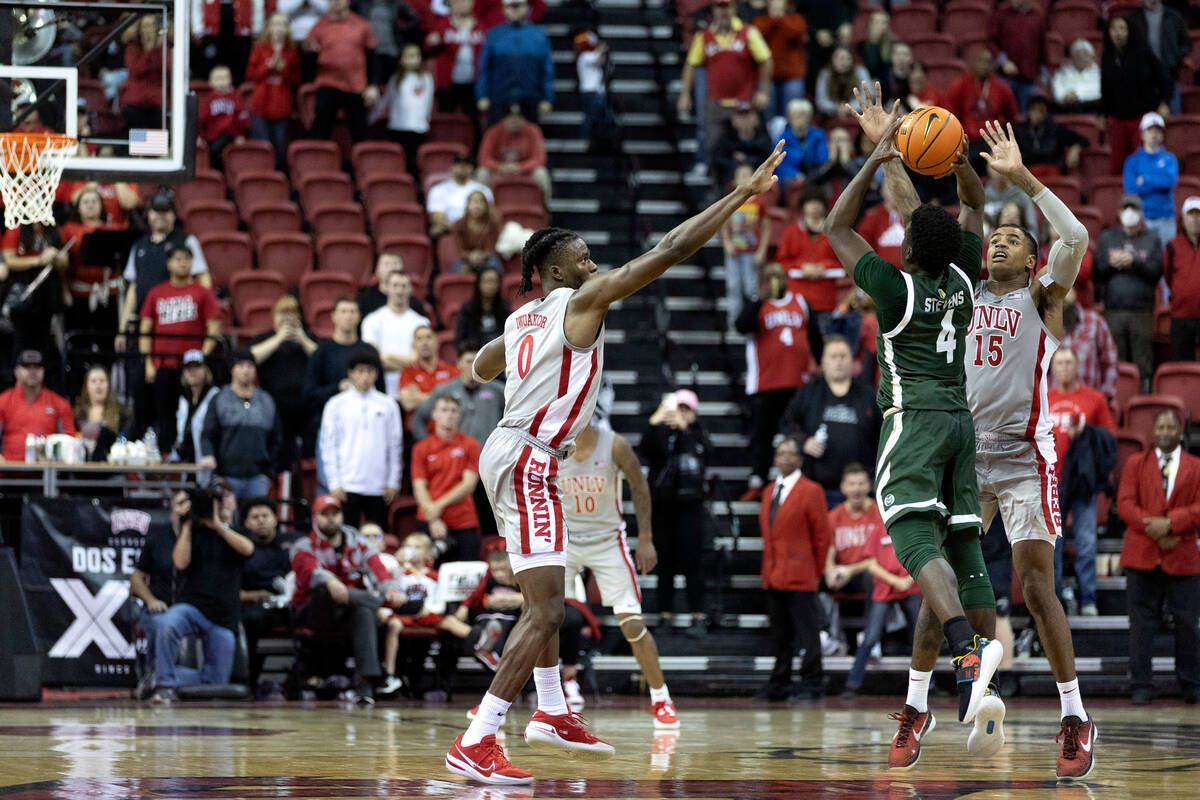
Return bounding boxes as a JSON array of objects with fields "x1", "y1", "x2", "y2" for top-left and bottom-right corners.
[{"x1": 48, "y1": 579, "x2": 134, "y2": 659}]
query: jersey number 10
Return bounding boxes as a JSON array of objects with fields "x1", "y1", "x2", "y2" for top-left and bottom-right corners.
[{"x1": 573, "y1": 495, "x2": 597, "y2": 514}]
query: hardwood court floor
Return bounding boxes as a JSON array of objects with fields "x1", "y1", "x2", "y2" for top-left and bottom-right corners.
[{"x1": 0, "y1": 698, "x2": 1197, "y2": 798}]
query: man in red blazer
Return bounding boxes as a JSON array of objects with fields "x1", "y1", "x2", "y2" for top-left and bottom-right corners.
[
  {"x1": 758, "y1": 437, "x2": 833, "y2": 701},
  {"x1": 1117, "y1": 409, "x2": 1200, "y2": 705}
]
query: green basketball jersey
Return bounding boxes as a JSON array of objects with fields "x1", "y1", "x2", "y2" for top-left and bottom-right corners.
[{"x1": 853, "y1": 231, "x2": 983, "y2": 412}]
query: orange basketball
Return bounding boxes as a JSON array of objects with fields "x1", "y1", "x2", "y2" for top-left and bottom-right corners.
[{"x1": 894, "y1": 106, "x2": 966, "y2": 176}]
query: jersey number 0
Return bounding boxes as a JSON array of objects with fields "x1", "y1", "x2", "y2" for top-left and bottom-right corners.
[{"x1": 517, "y1": 334, "x2": 535, "y2": 378}]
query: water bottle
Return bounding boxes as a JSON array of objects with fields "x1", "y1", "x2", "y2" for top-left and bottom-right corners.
[
  {"x1": 815, "y1": 424, "x2": 829, "y2": 446},
  {"x1": 24, "y1": 433, "x2": 36, "y2": 464},
  {"x1": 144, "y1": 428, "x2": 160, "y2": 464}
]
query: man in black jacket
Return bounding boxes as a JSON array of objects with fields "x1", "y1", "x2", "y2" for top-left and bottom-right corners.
[
  {"x1": 239, "y1": 497, "x2": 295, "y2": 693},
  {"x1": 1014, "y1": 96, "x2": 1088, "y2": 174},
  {"x1": 302, "y1": 297, "x2": 385, "y2": 456},
  {"x1": 200, "y1": 350, "x2": 283, "y2": 501},
  {"x1": 781, "y1": 336, "x2": 879, "y2": 508}
]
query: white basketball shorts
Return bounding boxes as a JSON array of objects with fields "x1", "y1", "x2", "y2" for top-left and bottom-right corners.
[
  {"x1": 565, "y1": 530, "x2": 643, "y2": 615},
  {"x1": 975, "y1": 439, "x2": 1062, "y2": 545},
  {"x1": 479, "y1": 427, "x2": 568, "y2": 573}
]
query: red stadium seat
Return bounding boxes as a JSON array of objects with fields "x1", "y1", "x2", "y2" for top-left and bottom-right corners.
[
  {"x1": 237, "y1": 299, "x2": 276, "y2": 337},
  {"x1": 1115, "y1": 429, "x2": 1148, "y2": 484},
  {"x1": 499, "y1": 204, "x2": 549, "y2": 231},
  {"x1": 1079, "y1": 147, "x2": 1112, "y2": 179},
  {"x1": 233, "y1": 171, "x2": 290, "y2": 218},
  {"x1": 221, "y1": 140, "x2": 275, "y2": 184},
  {"x1": 1115, "y1": 362, "x2": 1140, "y2": 424},
  {"x1": 180, "y1": 200, "x2": 237, "y2": 237},
  {"x1": 1073, "y1": 205, "x2": 1105, "y2": 241},
  {"x1": 195, "y1": 139, "x2": 211, "y2": 171},
  {"x1": 310, "y1": 203, "x2": 367, "y2": 238},
  {"x1": 247, "y1": 202, "x2": 303, "y2": 239},
  {"x1": 361, "y1": 174, "x2": 419, "y2": 212},
  {"x1": 1040, "y1": 175, "x2": 1082, "y2": 208},
  {"x1": 308, "y1": 302, "x2": 337, "y2": 338},
  {"x1": 1153, "y1": 362, "x2": 1200, "y2": 424},
  {"x1": 429, "y1": 112, "x2": 475, "y2": 152},
  {"x1": 300, "y1": 272, "x2": 357, "y2": 319},
  {"x1": 1182, "y1": 88, "x2": 1200, "y2": 115},
  {"x1": 316, "y1": 234, "x2": 374, "y2": 282},
  {"x1": 891, "y1": 4, "x2": 938, "y2": 42},
  {"x1": 942, "y1": 3, "x2": 990, "y2": 41},
  {"x1": 502, "y1": 271, "x2": 540, "y2": 304},
  {"x1": 352, "y1": 141, "x2": 408, "y2": 187},
  {"x1": 1084, "y1": 177, "x2": 1123, "y2": 221},
  {"x1": 1165, "y1": 115, "x2": 1200, "y2": 157},
  {"x1": 417, "y1": 142, "x2": 468, "y2": 179},
  {"x1": 376, "y1": 234, "x2": 433, "y2": 284},
  {"x1": 196, "y1": 232, "x2": 253, "y2": 291},
  {"x1": 491, "y1": 175, "x2": 544, "y2": 209},
  {"x1": 1125, "y1": 395, "x2": 1188, "y2": 445},
  {"x1": 1054, "y1": 114, "x2": 1101, "y2": 147},
  {"x1": 1184, "y1": 148, "x2": 1200, "y2": 177},
  {"x1": 297, "y1": 172, "x2": 355, "y2": 217},
  {"x1": 437, "y1": 330, "x2": 457, "y2": 363},
  {"x1": 1176, "y1": 176, "x2": 1200, "y2": 208},
  {"x1": 924, "y1": 59, "x2": 967, "y2": 90},
  {"x1": 767, "y1": 207, "x2": 790, "y2": 248},
  {"x1": 229, "y1": 271, "x2": 287, "y2": 319},
  {"x1": 436, "y1": 235, "x2": 460, "y2": 270},
  {"x1": 1048, "y1": 2, "x2": 1099, "y2": 41},
  {"x1": 434, "y1": 274, "x2": 476, "y2": 327},
  {"x1": 287, "y1": 140, "x2": 341, "y2": 178},
  {"x1": 255, "y1": 232, "x2": 314, "y2": 287},
  {"x1": 1043, "y1": 32, "x2": 1067, "y2": 71},
  {"x1": 370, "y1": 202, "x2": 428, "y2": 238},
  {"x1": 176, "y1": 168, "x2": 226, "y2": 213}
]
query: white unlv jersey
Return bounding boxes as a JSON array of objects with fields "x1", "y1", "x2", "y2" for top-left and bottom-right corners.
[
  {"x1": 558, "y1": 427, "x2": 624, "y2": 541},
  {"x1": 498, "y1": 287, "x2": 605, "y2": 450},
  {"x1": 966, "y1": 284, "x2": 1058, "y2": 456}
]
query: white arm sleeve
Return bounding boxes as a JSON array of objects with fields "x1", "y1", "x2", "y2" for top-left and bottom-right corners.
[{"x1": 1033, "y1": 187, "x2": 1088, "y2": 289}]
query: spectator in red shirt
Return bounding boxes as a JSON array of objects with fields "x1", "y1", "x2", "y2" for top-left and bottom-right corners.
[
  {"x1": 777, "y1": 194, "x2": 842, "y2": 325},
  {"x1": 425, "y1": 0, "x2": 487, "y2": 119},
  {"x1": 477, "y1": 106, "x2": 552, "y2": 202},
  {"x1": 305, "y1": 0, "x2": 379, "y2": 142},
  {"x1": 138, "y1": 246, "x2": 221, "y2": 445},
  {"x1": 1048, "y1": 346, "x2": 1117, "y2": 617},
  {"x1": 0, "y1": 350, "x2": 76, "y2": 462},
  {"x1": 752, "y1": 0, "x2": 807, "y2": 123},
  {"x1": 121, "y1": 14, "x2": 167, "y2": 132},
  {"x1": 823, "y1": 463, "x2": 883, "y2": 652},
  {"x1": 943, "y1": 47, "x2": 1018, "y2": 167},
  {"x1": 989, "y1": 0, "x2": 1044, "y2": 113},
  {"x1": 58, "y1": 188, "x2": 125, "y2": 374},
  {"x1": 198, "y1": 65, "x2": 250, "y2": 171},
  {"x1": 856, "y1": 180, "x2": 905, "y2": 267},
  {"x1": 398, "y1": 326, "x2": 457, "y2": 413},
  {"x1": 1165, "y1": 197, "x2": 1200, "y2": 361},
  {"x1": 412, "y1": 394, "x2": 482, "y2": 563},
  {"x1": 247, "y1": 13, "x2": 302, "y2": 170},
  {"x1": 757, "y1": 437, "x2": 832, "y2": 701},
  {"x1": 1061, "y1": 287, "x2": 1119, "y2": 401}
]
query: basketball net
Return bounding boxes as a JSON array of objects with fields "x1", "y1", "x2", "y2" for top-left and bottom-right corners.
[{"x1": 0, "y1": 133, "x2": 76, "y2": 229}]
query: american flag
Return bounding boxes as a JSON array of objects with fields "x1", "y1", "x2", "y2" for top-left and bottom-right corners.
[{"x1": 128, "y1": 129, "x2": 169, "y2": 157}]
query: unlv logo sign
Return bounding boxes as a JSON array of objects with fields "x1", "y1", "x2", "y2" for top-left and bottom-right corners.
[{"x1": 47, "y1": 579, "x2": 135, "y2": 659}]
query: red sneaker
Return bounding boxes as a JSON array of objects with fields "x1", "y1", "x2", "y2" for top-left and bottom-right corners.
[
  {"x1": 888, "y1": 706, "x2": 936, "y2": 770},
  {"x1": 524, "y1": 710, "x2": 615, "y2": 760},
  {"x1": 652, "y1": 699, "x2": 680, "y2": 730},
  {"x1": 474, "y1": 648, "x2": 501, "y2": 671},
  {"x1": 1057, "y1": 715, "x2": 1097, "y2": 781},
  {"x1": 445, "y1": 733, "x2": 533, "y2": 785}
]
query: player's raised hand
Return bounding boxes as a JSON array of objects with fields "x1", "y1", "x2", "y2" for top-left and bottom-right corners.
[
  {"x1": 865, "y1": 114, "x2": 904, "y2": 165},
  {"x1": 979, "y1": 120, "x2": 1025, "y2": 179},
  {"x1": 741, "y1": 140, "x2": 786, "y2": 195},
  {"x1": 849, "y1": 80, "x2": 902, "y2": 145}
]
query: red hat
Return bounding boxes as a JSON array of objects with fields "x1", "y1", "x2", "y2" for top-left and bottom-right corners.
[{"x1": 313, "y1": 494, "x2": 342, "y2": 514}]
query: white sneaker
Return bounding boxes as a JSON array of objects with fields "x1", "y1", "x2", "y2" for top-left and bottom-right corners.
[
  {"x1": 1081, "y1": 604, "x2": 1098, "y2": 616},
  {"x1": 564, "y1": 679, "x2": 585, "y2": 712},
  {"x1": 378, "y1": 675, "x2": 403, "y2": 696},
  {"x1": 966, "y1": 690, "x2": 1006, "y2": 757}
]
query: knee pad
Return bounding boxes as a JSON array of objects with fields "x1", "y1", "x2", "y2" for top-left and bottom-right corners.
[
  {"x1": 889, "y1": 513, "x2": 945, "y2": 582},
  {"x1": 618, "y1": 614, "x2": 648, "y2": 643},
  {"x1": 944, "y1": 529, "x2": 996, "y2": 611}
]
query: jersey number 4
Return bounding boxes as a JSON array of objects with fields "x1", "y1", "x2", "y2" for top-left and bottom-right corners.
[
  {"x1": 517, "y1": 334, "x2": 535, "y2": 378},
  {"x1": 972, "y1": 333, "x2": 1004, "y2": 367},
  {"x1": 935, "y1": 310, "x2": 956, "y2": 363}
]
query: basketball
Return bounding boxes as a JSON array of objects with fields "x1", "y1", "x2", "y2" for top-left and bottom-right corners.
[{"x1": 894, "y1": 106, "x2": 966, "y2": 176}]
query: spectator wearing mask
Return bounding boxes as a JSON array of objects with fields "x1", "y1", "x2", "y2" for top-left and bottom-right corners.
[
  {"x1": 823, "y1": 464, "x2": 881, "y2": 647},
  {"x1": 752, "y1": 0, "x2": 807, "y2": 122},
  {"x1": 200, "y1": 350, "x2": 283, "y2": 501},
  {"x1": 450, "y1": 192, "x2": 503, "y2": 274},
  {"x1": 477, "y1": 106, "x2": 552, "y2": 201},
  {"x1": 475, "y1": 0, "x2": 554, "y2": 126},
  {"x1": 356, "y1": 252, "x2": 430, "y2": 319},
  {"x1": 1052, "y1": 38, "x2": 1101, "y2": 114},
  {"x1": 721, "y1": 163, "x2": 772, "y2": 328},
  {"x1": 121, "y1": 14, "x2": 166, "y2": 131},
  {"x1": 1118, "y1": 409, "x2": 1200, "y2": 706},
  {"x1": 250, "y1": 294, "x2": 317, "y2": 463},
  {"x1": 73, "y1": 365, "x2": 131, "y2": 463},
  {"x1": 150, "y1": 487, "x2": 255, "y2": 704},
  {"x1": 1138, "y1": 0, "x2": 1190, "y2": 114},
  {"x1": 246, "y1": 12, "x2": 302, "y2": 169},
  {"x1": 775, "y1": 99, "x2": 828, "y2": 189},
  {"x1": 305, "y1": 0, "x2": 379, "y2": 142},
  {"x1": 735, "y1": 262, "x2": 814, "y2": 501},
  {"x1": 1165, "y1": 197, "x2": 1200, "y2": 360},
  {"x1": 138, "y1": 246, "x2": 220, "y2": 449},
  {"x1": 1060, "y1": 288, "x2": 1119, "y2": 402},
  {"x1": 1014, "y1": 95, "x2": 1087, "y2": 177},
  {"x1": 814, "y1": 46, "x2": 869, "y2": 118},
  {"x1": 856, "y1": 11, "x2": 893, "y2": 87},
  {"x1": 370, "y1": 43, "x2": 434, "y2": 178},
  {"x1": 291, "y1": 493, "x2": 400, "y2": 704},
  {"x1": 319, "y1": 347, "x2": 402, "y2": 529},
  {"x1": 778, "y1": 195, "x2": 842, "y2": 327},
  {"x1": 943, "y1": 47, "x2": 1018, "y2": 163},
  {"x1": 411, "y1": 349, "x2": 505, "y2": 445},
  {"x1": 361, "y1": 270, "x2": 432, "y2": 399},
  {"x1": 0, "y1": 350, "x2": 75, "y2": 461},
  {"x1": 198, "y1": 64, "x2": 250, "y2": 171},
  {"x1": 455, "y1": 268, "x2": 509, "y2": 351},
  {"x1": 1124, "y1": 112, "x2": 1179, "y2": 244},
  {"x1": 129, "y1": 489, "x2": 190, "y2": 698},
  {"x1": 712, "y1": 103, "x2": 774, "y2": 190},
  {"x1": 1048, "y1": 347, "x2": 1117, "y2": 617},
  {"x1": 426, "y1": 0, "x2": 486, "y2": 117},
  {"x1": 677, "y1": 0, "x2": 772, "y2": 179},
  {"x1": 412, "y1": 394, "x2": 481, "y2": 563},
  {"x1": 427, "y1": 155, "x2": 494, "y2": 238},
  {"x1": 1095, "y1": 194, "x2": 1162, "y2": 388},
  {"x1": 757, "y1": 437, "x2": 831, "y2": 701},
  {"x1": 781, "y1": 336, "x2": 879, "y2": 507},
  {"x1": 989, "y1": 0, "x2": 1044, "y2": 112},
  {"x1": 399, "y1": 325, "x2": 457, "y2": 414},
  {"x1": 640, "y1": 390, "x2": 712, "y2": 638},
  {"x1": 1101, "y1": 15, "x2": 1167, "y2": 174},
  {"x1": 238, "y1": 497, "x2": 294, "y2": 692}
]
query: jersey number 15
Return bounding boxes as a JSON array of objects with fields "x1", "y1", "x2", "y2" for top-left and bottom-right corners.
[{"x1": 972, "y1": 333, "x2": 1004, "y2": 367}]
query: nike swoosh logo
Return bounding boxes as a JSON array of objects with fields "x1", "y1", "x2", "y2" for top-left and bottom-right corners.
[
  {"x1": 923, "y1": 113, "x2": 941, "y2": 137},
  {"x1": 1079, "y1": 730, "x2": 1093, "y2": 753}
]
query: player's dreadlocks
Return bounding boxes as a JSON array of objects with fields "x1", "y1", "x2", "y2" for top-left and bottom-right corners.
[
  {"x1": 909, "y1": 204, "x2": 964, "y2": 279},
  {"x1": 520, "y1": 227, "x2": 579, "y2": 295}
]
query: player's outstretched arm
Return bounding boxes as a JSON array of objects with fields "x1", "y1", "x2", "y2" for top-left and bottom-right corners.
[
  {"x1": 471, "y1": 334, "x2": 506, "y2": 383},
  {"x1": 571, "y1": 143, "x2": 786, "y2": 317},
  {"x1": 826, "y1": 114, "x2": 904, "y2": 269},
  {"x1": 952, "y1": 152, "x2": 985, "y2": 239},
  {"x1": 850, "y1": 81, "x2": 920, "y2": 224}
]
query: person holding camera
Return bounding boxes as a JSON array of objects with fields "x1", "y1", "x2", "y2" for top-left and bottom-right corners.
[
  {"x1": 639, "y1": 389, "x2": 712, "y2": 638},
  {"x1": 149, "y1": 487, "x2": 256, "y2": 705}
]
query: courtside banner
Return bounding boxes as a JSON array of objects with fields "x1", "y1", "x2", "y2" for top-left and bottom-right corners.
[{"x1": 19, "y1": 497, "x2": 170, "y2": 685}]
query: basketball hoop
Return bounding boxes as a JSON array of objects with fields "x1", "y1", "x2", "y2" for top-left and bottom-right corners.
[{"x1": 0, "y1": 132, "x2": 76, "y2": 229}]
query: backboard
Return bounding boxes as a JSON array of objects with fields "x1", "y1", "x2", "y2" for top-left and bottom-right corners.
[{"x1": 0, "y1": 0, "x2": 194, "y2": 183}]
